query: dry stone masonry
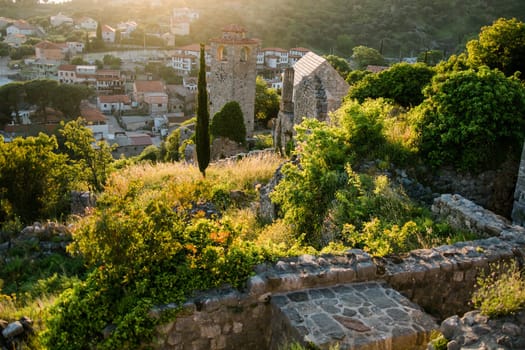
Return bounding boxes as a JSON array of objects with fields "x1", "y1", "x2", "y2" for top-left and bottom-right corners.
[
  {"x1": 153, "y1": 194, "x2": 525, "y2": 350},
  {"x1": 269, "y1": 282, "x2": 437, "y2": 350}
]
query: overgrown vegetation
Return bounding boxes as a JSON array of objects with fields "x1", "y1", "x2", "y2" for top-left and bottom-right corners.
[
  {"x1": 472, "y1": 261, "x2": 525, "y2": 318},
  {"x1": 2, "y1": 16, "x2": 525, "y2": 350}
]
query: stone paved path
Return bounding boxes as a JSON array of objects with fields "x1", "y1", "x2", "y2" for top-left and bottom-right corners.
[{"x1": 270, "y1": 281, "x2": 438, "y2": 350}]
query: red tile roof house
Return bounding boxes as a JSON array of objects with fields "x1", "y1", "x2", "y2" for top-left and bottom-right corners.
[
  {"x1": 133, "y1": 80, "x2": 169, "y2": 115},
  {"x1": 81, "y1": 106, "x2": 109, "y2": 140},
  {"x1": 101, "y1": 25, "x2": 116, "y2": 43},
  {"x1": 97, "y1": 95, "x2": 132, "y2": 114},
  {"x1": 35, "y1": 40, "x2": 67, "y2": 61}
]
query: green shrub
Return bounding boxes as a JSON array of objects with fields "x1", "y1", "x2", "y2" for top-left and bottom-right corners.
[
  {"x1": 211, "y1": 101, "x2": 246, "y2": 143},
  {"x1": 415, "y1": 66, "x2": 525, "y2": 171},
  {"x1": 472, "y1": 261, "x2": 525, "y2": 317},
  {"x1": 348, "y1": 62, "x2": 435, "y2": 107}
]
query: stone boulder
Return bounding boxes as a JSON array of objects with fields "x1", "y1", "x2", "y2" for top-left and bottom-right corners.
[{"x1": 436, "y1": 310, "x2": 525, "y2": 349}]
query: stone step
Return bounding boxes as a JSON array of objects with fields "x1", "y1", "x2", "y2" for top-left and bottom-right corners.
[{"x1": 269, "y1": 281, "x2": 438, "y2": 350}]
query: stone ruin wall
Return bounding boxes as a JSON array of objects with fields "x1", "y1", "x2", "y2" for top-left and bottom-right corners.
[{"x1": 152, "y1": 193, "x2": 525, "y2": 350}]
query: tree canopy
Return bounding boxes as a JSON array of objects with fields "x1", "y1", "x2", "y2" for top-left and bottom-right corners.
[
  {"x1": 467, "y1": 17, "x2": 525, "y2": 78},
  {"x1": 415, "y1": 66, "x2": 525, "y2": 171},
  {"x1": 254, "y1": 76, "x2": 280, "y2": 128},
  {"x1": 348, "y1": 62, "x2": 435, "y2": 107},
  {"x1": 210, "y1": 101, "x2": 246, "y2": 144}
]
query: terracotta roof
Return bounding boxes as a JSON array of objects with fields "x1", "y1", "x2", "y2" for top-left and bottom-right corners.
[
  {"x1": 290, "y1": 47, "x2": 311, "y2": 52},
  {"x1": 209, "y1": 37, "x2": 260, "y2": 45},
  {"x1": 58, "y1": 64, "x2": 76, "y2": 71},
  {"x1": 81, "y1": 108, "x2": 106, "y2": 123},
  {"x1": 177, "y1": 43, "x2": 209, "y2": 52},
  {"x1": 129, "y1": 134, "x2": 152, "y2": 146},
  {"x1": 98, "y1": 95, "x2": 131, "y2": 104},
  {"x1": 35, "y1": 41, "x2": 63, "y2": 49},
  {"x1": 262, "y1": 47, "x2": 287, "y2": 52},
  {"x1": 146, "y1": 96, "x2": 167, "y2": 104},
  {"x1": 11, "y1": 20, "x2": 34, "y2": 30},
  {"x1": 366, "y1": 65, "x2": 390, "y2": 73},
  {"x1": 222, "y1": 24, "x2": 245, "y2": 33},
  {"x1": 96, "y1": 69, "x2": 120, "y2": 76},
  {"x1": 134, "y1": 80, "x2": 166, "y2": 93},
  {"x1": 102, "y1": 25, "x2": 115, "y2": 32}
]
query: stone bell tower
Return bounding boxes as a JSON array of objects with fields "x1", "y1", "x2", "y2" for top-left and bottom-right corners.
[{"x1": 209, "y1": 24, "x2": 260, "y2": 137}]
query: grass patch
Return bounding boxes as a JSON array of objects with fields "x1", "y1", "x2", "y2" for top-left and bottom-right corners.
[{"x1": 472, "y1": 261, "x2": 525, "y2": 317}]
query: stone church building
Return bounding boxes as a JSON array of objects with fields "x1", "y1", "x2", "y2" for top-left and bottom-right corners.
[{"x1": 274, "y1": 52, "x2": 349, "y2": 152}]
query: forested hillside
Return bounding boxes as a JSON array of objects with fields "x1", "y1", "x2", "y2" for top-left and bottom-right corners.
[
  {"x1": 3, "y1": 0, "x2": 524, "y2": 57},
  {"x1": 183, "y1": 0, "x2": 525, "y2": 57}
]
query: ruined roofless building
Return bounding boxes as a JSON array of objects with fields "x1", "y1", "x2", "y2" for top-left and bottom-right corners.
[
  {"x1": 209, "y1": 24, "x2": 260, "y2": 137},
  {"x1": 274, "y1": 52, "x2": 350, "y2": 153}
]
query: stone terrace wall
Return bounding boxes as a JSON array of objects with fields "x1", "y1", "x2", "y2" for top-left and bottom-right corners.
[{"x1": 153, "y1": 194, "x2": 525, "y2": 350}]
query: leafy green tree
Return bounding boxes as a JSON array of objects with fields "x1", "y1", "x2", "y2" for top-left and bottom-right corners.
[
  {"x1": 415, "y1": 66, "x2": 525, "y2": 171},
  {"x1": 70, "y1": 56, "x2": 88, "y2": 65},
  {"x1": 254, "y1": 76, "x2": 280, "y2": 127},
  {"x1": 351, "y1": 45, "x2": 386, "y2": 69},
  {"x1": 417, "y1": 50, "x2": 444, "y2": 66},
  {"x1": 210, "y1": 101, "x2": 246, "y2": 143},
  {"x1": 335, "y1": 34, "x2": 354, "y2": 57},
  {"x1": 24, "y1": 79, "x2": 59, "y2": 121},
  {"x1": 59, "y1": 118, "x2": 115, "y2": 192},
  {"x1": 102, "y1": 54, "x2": 122, "y2": 69},
  {"x1": 0, "y1": 42, "x2": 9, "y2": 57},
  {"x1": 467, "y1": 18, "x2": 525, "y2": 77},
  {"x1": 196, "y1": 43, "x2": 210, "y2": 177},
  {"x1": 0, "y1": 82, "x2": 25, "y2": 124},
  {"x1": 96, "y1": 21, "x2": 102, "y2": 41},
  {"x1": 8, "y1": 45, "x2": 34, "y2": 60},
  {"x1": 346, "y1": 70, "x2": 371, "y2": 85},
  {"x1": 324, "y1": 54, "x2": 351, "y2": 78},
  {"x1": 348, "y1": 62, "x2": 435, "y2": 107},
  {"x1": 0, "y1": 133, "x2": 73, "y2": 224},
  {"x1": 52, "y1": 84, "x2": 94, "y2": 119},
  {"x1": 270, "y1": 119, "x2": 351, "y2": 246}
]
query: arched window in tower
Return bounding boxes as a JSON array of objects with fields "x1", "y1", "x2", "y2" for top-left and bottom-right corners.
[
  {"x1": 240, "y1": 47, "x2": 249, "y2": 62},
  {"x1": 218, "y1": 46, "x2": 228, "y2": 61}
]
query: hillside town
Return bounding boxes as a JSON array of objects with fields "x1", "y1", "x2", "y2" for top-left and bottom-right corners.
[{"x1": 0, "y1": 7, "x2": 312, "y2": 158}]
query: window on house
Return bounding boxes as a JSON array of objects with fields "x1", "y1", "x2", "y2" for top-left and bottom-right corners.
[{"x1": 158, "y1": 104, "x2": 162, "y2": 107}]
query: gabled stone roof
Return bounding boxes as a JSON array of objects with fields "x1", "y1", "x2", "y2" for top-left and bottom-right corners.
[{"x1": 293, "y1": 52, "x2": 327, "y2": 88}]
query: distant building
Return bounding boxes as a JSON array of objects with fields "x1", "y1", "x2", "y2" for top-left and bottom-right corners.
[
  {"x1": 66, "y1": 41, "x2": 85, "y2": 55},
  {"x1": 76, "y1": 17, "x2": 98, "y2": 31},
  {"x1": 97, "y1": 94, "x2": 132, "y2": 114},
  {"x1": 81, "y1": 106, "x2": 108, "y2": 139},
  {"x1": 4, "y1": 33, "x2": 27, "y2": 48},
  {"x1": 102, "y1": 25, "x2": 116, "y2": 43},
  {"x1": 35, "y1": 40, "x2": 67, "y2": 61},
  {"x1": 133, "y1": 80, "x2": 169, "y2": 114},
  {"x1": 50, "y1": 13, "x2": 74, "y2": 27},
  {"x1": 58, "y1": 64, "x2": 89, "y2": 83},
  {"x1": 170, "y1": 7, "x2": 199, "y2": 36},
  {"x1": 117, "y1": 21, "x2": 138, "y2": 39},
  {"x1": 288, "y1": 47, "x2": 310, "y2": 65},
  {"x1": 169, "y1": 43, "x2": 211, "y2": 75},
  {"x1": 96, "y1": 69, "x2": 125, "y2": 94},
  {"x1": 6, "y1": 20, "x2": 39, "y2": 36}
]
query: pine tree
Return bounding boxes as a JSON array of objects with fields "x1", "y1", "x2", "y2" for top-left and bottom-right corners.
[{"x1": 195, "y1": 43, "x2": 210, "y2": 177}]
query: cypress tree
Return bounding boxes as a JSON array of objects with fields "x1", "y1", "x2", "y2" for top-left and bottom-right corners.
[{"x1": 195, "y1": 43, "x2": 210, "y2": 177}]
